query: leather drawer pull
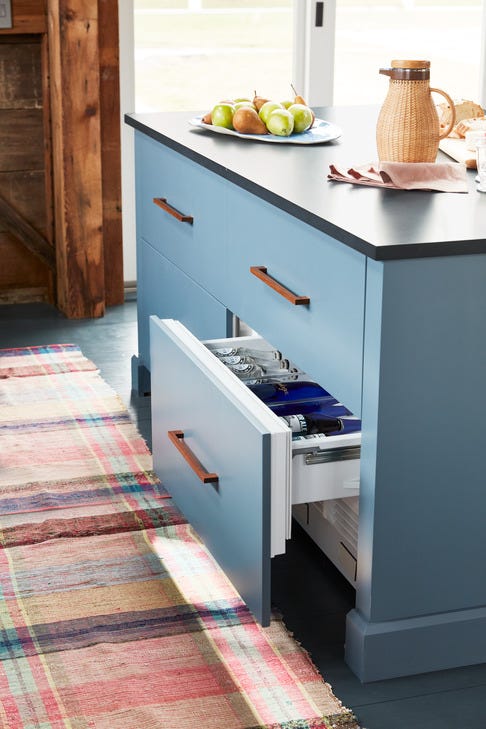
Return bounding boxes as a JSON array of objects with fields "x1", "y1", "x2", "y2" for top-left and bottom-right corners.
[
  {"x1": 168, "y1": 430, "x2": 218, "y2": 484},
  {"x1": 250, "y1": 266, "x2": 310, "y2": 305},
  {"x1": 153, "y1": 197, "x2": 193, "y2": 224}
]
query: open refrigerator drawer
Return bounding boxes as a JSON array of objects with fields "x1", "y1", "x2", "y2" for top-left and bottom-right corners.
[{"x1": 150, "y1": 317, "x2": 361, "y2": 625}]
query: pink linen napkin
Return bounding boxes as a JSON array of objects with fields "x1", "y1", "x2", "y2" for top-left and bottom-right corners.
[{"x1": 328, "y1": 161, "x2": 468, "y2": 193}]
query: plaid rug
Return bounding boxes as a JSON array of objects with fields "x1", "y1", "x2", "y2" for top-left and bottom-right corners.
[{"x1": 0, "y1": 344, "x2": 360, "y2": 729}]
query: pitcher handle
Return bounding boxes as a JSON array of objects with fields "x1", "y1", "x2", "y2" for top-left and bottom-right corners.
[{"x1": 430, "y1": 87, "x2": 456, "y2": 139}]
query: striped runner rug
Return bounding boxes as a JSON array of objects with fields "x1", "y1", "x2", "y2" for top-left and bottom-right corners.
[{"x1": 0, "y1": 344, "x2": 360, "y2": 729}]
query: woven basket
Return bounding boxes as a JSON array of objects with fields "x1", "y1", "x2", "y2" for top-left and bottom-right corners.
[{"x1": 376, "y1": 60, "x2": 455, "y2": 163}]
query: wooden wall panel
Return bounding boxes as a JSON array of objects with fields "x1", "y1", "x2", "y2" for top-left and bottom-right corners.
[
  {"x1": 0, "y1": 170, "x2": 47, "y2": 235},
  {"x1": 0, "y1": 110, "x2": 44, "y2": 170},
  {"x1": 0, "y1": 37, "x2": 53, "y2": 303},
  {"x1": 0, "y1": 41, "x2": 43, "y2": 108},
  {"x1": 0, "y1": 231, "x2": 51, "y2": 302},
  {"x1": 2, "y1": 0, "x2": 47, "y2": 34},
  {"x1": 0, "y1": 0, "x2": 123, "y2": 317}
]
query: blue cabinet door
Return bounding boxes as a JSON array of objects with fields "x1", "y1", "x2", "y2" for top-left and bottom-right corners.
[
  {"x1": 224, "y1": 185, "x2": 366, "y2": 416},
  {"x1": 150, "y1": 317, "x2": 289, "y2": 626},
  {"x1": 136, "y1": 241, "x2": 231, "y2": 383},
  {"x1": 135, "y1": 132, "x2": 230, "y2": 303}
]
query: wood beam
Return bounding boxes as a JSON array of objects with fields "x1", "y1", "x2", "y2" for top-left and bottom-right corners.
[
  {"x1": 0, "y1": 192, "x2": 55, "y2": 269},
  {"x1": 98, "y1": 0, "x2": 124, "y2": 306},
  {"x1": 48, "y1": 0, "x2": 105, "y2": 318}
]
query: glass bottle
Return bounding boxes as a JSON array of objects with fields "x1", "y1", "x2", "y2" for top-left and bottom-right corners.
[
  {"x1": 226, "y1": 361, "x2": 265, "y2": 379},
  {"x1": 247, "y1": 379, "x2": 331, "y2": 403},
  {"x1": 475, "y1": 133, "x2": 486, "y2": 191},
  {"x1": 207, "y1": 345, "x2": 284, "y2": 361},
  {"x1": 280, "y1": 412, "x2": 361, "y2": 436},
  {"x1": 269, "y1": 398, "x2": 350, "y2": 418},
  {"x1": 280, "y1": 413, "x2": 343, "y2": 435},
  {"x1": 218, "y1": 354, "x2": 292, "y2": 371}
]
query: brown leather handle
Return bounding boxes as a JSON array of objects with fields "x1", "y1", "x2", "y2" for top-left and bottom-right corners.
[
  {"x1": 250, "y1": 266, "x2": 310, "y2": 305},
  {"x1": 153, "y1": 197, "x2": 193, "y2": 224},
  {"x1": 168, "y1": 430, "x2": 218, "y2": 484}
]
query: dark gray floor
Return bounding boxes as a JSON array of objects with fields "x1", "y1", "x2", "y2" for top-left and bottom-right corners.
[{"x1": 2, "y1": 300, "x2": 486, "y2": 729}]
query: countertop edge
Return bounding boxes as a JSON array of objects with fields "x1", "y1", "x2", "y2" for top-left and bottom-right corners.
[{"x1": 125, "y1": 113, "x2": 486, "y2": 262}]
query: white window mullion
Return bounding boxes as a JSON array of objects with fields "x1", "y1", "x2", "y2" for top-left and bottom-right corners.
[
  {"x1": 293, "y1": 0, "x2": 336, "y2": 107},
  {"x1": 480, "y1": 0, "x2": 486, "y2": 107},
  {"x1": 292, "y1": 1, "x2": 307, "y2": 100}
]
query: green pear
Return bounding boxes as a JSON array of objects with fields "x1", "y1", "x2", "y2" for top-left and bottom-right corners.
[
  {"x1": 287, "y1": 103, "x2": 314, "y2": 133},
  {"x1": 266, "y1": 108, "x2": 294, "y2": 136},
  {"x1": 258, "y1": 101, "x2": 283, "y2": 125},
  {"x1": 211, "y1": 103, "x2": 235, "y2": 129},
  {"x1": 234, "y1": 100, "x2": 256, "y2": 111}
]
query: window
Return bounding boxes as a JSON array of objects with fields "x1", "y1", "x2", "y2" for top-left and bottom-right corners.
[
  {"x1": 134, "y1": 1, "x2": 294, "y2": 113},
  {"x1": 333, "y1": 0, "x2": 483, "y2": 105}
]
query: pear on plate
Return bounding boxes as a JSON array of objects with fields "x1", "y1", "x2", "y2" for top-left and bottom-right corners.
[
  {"x1": 266, "y1": 108, "x2": 294, "y2": 136},
  {"x1": 291, "y1": 83, "x2": 307, "y2": 106},
  {"x1": 253, "y1": 91, "x2": 269, "y2": 112},
  {"x1": 288, "y1": 103, "x2": 314, "y2": 133},
  {"x1": 211, "y1": 103, "x2": 235, "y2": 129},
  {"x1": 290, "y1": 85, "x2": 316, "y2": 127},
  {"x1": 233, "y1": 107, "x2": 267, "y2": 134}
]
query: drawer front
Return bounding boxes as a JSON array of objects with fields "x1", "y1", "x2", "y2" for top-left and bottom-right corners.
[
  {"x1": 137, "y1": 240, "x2": 231, "y2": 372},
  {"x1": 150, "y1": 320, "x2": 361, "y2": 622},
  {"x1": 150, "y1": 318, "x2": 291, "y2": 626},
  {"x1": 224, "y1": 186, "x2": 366, "y2": 416},
  {"x1": 135, "y1": 132, "x2": 228, "y2": 299}
]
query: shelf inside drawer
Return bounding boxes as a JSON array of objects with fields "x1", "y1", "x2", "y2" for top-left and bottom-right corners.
[
  {"x1": 204, "y1": 333, "x2": 361, "y2": 505},
  {"x1": 293, "y1": 499, "x2": 359, "y2": 586}
]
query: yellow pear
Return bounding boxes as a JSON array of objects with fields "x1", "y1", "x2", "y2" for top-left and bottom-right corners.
[
  {"x1": 253, "y1": 91, "x2": 269, "y2": 112},
  {"x1": 233, "y1": 107, "x2": 268, "y2": 135},
  {"x1": 202, "y1": 111, "x2": 212, "y2": 125},
  {"x1": 291, "y1": 83, "x2": 307, "y2": 106},
  {"x1": 290, "y1": 85, "x2": 315, "y2": 126}
]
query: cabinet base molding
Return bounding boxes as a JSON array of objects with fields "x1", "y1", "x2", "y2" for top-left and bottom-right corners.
[
  {"x1": 345, "y1": 605, "x2": 486, "y2": 683},
  {"x1": 131, "y1": 355, "x2": 151, "y2": 396}
]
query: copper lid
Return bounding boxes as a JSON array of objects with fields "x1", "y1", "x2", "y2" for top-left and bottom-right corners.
[{"x1": 391, "y1": 60, "x2": 430, "y2": 69}]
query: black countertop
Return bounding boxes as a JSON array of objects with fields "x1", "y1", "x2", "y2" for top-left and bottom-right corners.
[{"x1": 125, "y1": 106, "x2": 486, "y2": 261}]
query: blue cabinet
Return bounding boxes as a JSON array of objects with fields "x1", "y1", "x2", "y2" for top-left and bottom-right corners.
[{"x1": 127, "y1": 109, "x2": 486, "y2": 683}]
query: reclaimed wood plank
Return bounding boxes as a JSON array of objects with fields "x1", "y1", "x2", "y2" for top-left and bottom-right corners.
[
  {"x1": 48, "y1": 0, "x2": 105, "y2": 318},
  {"x1": 0, "y1": 170, "x2": 47, "y2": 234},
  {"x1": 0, "y1": 231, "x2": 51, "y2": 296},
  {"x1": 0, "y1": 40, "x2": 42, "y2": 109},
  {"x1": 0, "y1": 285, "x2": 49, "y2": 303},
  {"x1": 0, "y1": 191, "x2": 55, "y2": 269},
  {"x1": 0, "y1": 110, "x2": 44, "y2": 171},
  {"x1": 99, "y1": 0, "x2": 124, "y2": 306},
  {"x1": 41, "y1": 34, "x2": 54, "y2": 248},
  {"x1": 0, "y1": 0, "x2": 47, "y2": 35}
]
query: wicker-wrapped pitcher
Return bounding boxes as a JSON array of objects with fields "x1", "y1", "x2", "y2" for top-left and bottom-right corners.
[{"x1": 376, "y1": 60, "x2": 455, "y2": 163}]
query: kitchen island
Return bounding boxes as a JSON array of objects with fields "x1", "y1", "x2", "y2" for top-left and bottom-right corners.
[{"x1": 126, "y1": 106, "x2": 486, "y2": 682}]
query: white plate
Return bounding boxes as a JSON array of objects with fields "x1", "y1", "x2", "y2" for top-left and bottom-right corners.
[{"x1": 189, "y1": 116, "x2": 342, "y2": 145}]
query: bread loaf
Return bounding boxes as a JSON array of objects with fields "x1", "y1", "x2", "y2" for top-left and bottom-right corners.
[{"x1": 438, "y1": 99, "x2": 484, "y2": 137}]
